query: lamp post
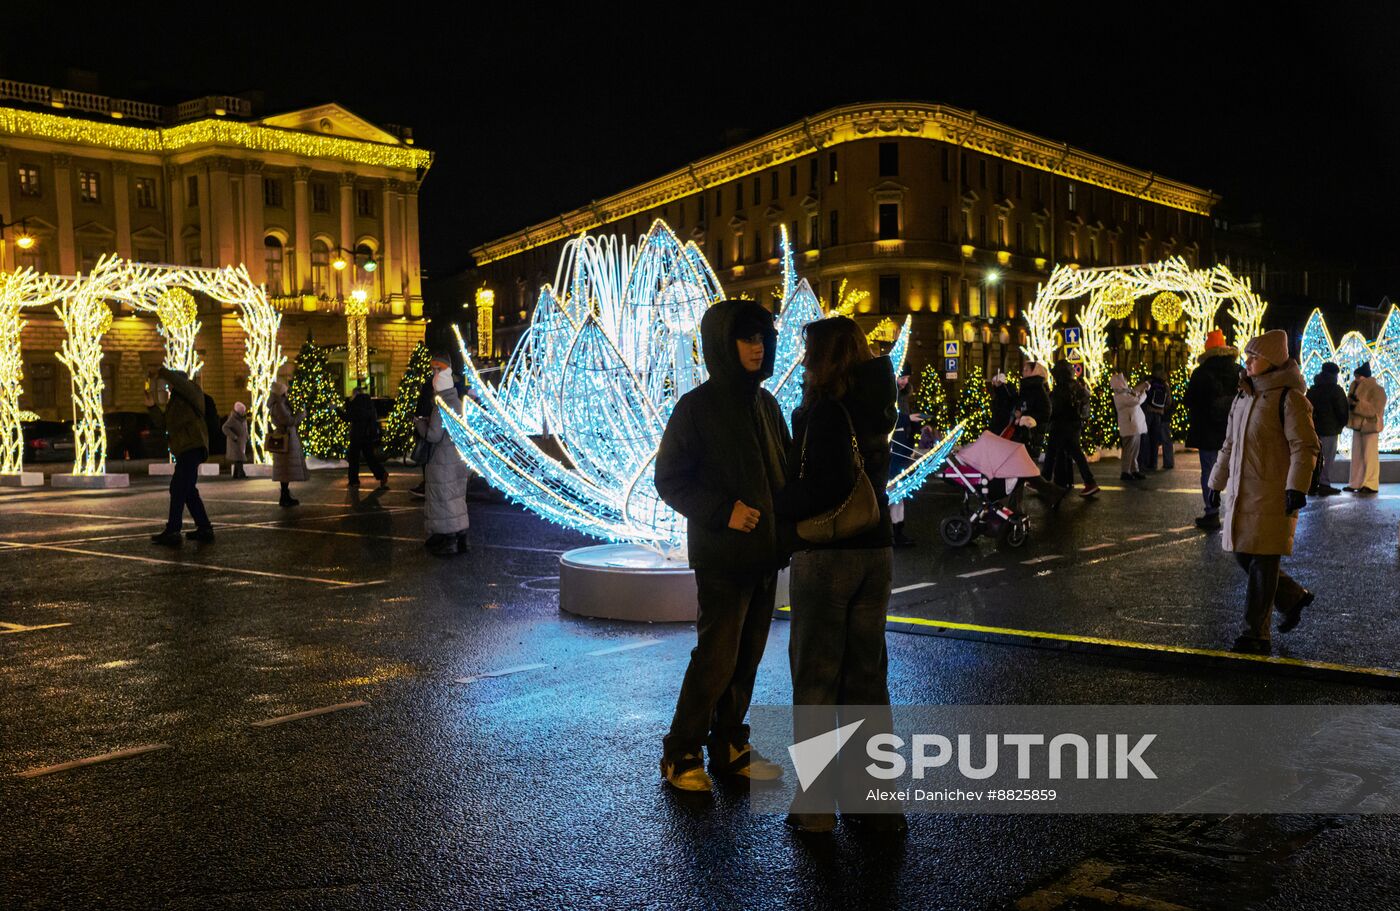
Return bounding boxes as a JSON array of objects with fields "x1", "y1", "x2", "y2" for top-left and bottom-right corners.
[
  {"x1": 330, "y1": 245, "x2": 377, "y2": 302},
  {"x1": 0, "y1": 215, "x2": 37, "y2": 271}
]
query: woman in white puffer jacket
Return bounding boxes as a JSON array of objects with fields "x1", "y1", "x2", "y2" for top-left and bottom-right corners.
[{"x1": 1111, "y1": 373, "x2": 1149, "y2": 482}]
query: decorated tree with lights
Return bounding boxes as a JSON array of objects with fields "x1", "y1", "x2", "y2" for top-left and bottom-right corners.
[
  {"x1": 914, "y1": 364, "x2": 952, "y2": 436},
  {"x1": 1169, "y1": 361, "x2": 1191, "y2": 441},
  {"x1": 954, "y1": 363, "x2": 992, "y2": 440},
  {"x1": 382, "y1": 341, "x2": 431, "y2": 457},
  {"x1": 287, "y1": 338, "x2": 348, "y2": 459},
  {"x1": 1085, "y1": 381, "x2": 1120, "y2": 453}
]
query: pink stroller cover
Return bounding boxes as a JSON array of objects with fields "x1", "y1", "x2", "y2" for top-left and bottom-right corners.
[{"x1": 955, "y1": 431, "x2": 1041, "y2": 479}]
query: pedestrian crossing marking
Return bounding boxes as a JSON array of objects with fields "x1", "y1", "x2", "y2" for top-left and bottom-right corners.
[
  {"x1": 891, "y1": 582, "x2": 937, "y2": 594},
  {"x1": 251, "y1": 701, "x2": 369, "y2": 727},
  {"x1": 1080, "y1": 543, "x2": 1115, "y2": 552},
  {"x1": 1125, "y1": 534, "x2": 1161, "y2": 542},
  {"x1": 957, "y1": 568, "x2": 1004, "y2": 579},
  {"x1": 1021, "y1": 555, "x2": 1064, "y2": 565},
  {"x1": 18, "y1": 744, "x2": 169, "y2": 779},
  {"x1": 455, "y1": 663, "x2": 550, "y2": 684}
]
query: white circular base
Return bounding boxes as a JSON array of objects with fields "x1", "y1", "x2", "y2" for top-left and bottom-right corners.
[{"x1": 559, "y1": 544, "x2": 696, "y2": 622}]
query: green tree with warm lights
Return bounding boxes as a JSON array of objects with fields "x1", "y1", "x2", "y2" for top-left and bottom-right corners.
[
  {"x1": 1085, "y1": 380, "x2": 1119, "y2": 452},
  {"x1": 382, "y1": 342, "x2": 432, "y2": 457},
  {"x1": 954, "y1": 363, "x2": 992, "y2": 439},
  {"x1": 914, "y1": 363, "x2": 952, "y2": 436},
  {"x1": 1169, "y1": 361, "x2": 1191, "y2": 441},
  {"x1": 287, "y1": 338, "x2": 348, "y2": 459}
]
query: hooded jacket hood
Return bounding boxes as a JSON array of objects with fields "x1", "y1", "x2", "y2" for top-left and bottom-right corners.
[
  {"x1": 1248, "y1": 359, "x2": 1307, "y2": 397},
  {"x1": 700, "y1": 299, "x2": 777, "y2": 391},
  {"x1": 1198, "y1": 344, "x2": 1239, "y2": 365}
]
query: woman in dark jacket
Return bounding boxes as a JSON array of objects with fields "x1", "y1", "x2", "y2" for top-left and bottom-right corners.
[
  {"x1": 1041, "y1": 360, "x2": 1098, "y2": 498},
  {"x1": 775, "y1": 316, "x2": 903, "y2": 837},
  {"x1": 1305, "y1": 362, "x2": 1350, "y2": 496}
]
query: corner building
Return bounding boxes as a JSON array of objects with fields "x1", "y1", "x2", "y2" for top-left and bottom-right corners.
[
  {"x1": 0, "y1": 79, "x2": 432, "y2": 422},
  {"x1": 473, "y1": 102, "x2": 1218, "y2": 376}
]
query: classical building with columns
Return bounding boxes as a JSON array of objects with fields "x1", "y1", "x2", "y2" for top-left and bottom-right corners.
[
  {"x1": 471, "y1": 102, "x2": 1218, "y2": 379},
  {"x1": 0, "y1": 79, "x2": 431, "y2": 422}
]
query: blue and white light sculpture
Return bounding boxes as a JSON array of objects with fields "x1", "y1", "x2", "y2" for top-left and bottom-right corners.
[
  {"x1": 1300, "y1": 305, "x2": 1399, "y2": 454},
  {"x1": 441, "y1": 220, "x2": 961, "y2": 557}
]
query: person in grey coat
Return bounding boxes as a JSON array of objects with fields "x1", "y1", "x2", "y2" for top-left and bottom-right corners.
[
  {"x1": 416, "y1": 367, "x2": 470, "y2": 555},
  {"x1": 268, "y1": 380, "x2": 307, "y2": 507},
  {"x1": 222, "y1": 402, "x2": 250, "y2": 479}
]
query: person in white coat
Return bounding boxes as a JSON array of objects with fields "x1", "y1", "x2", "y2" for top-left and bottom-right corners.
[
  {"x1": 1111, "y1": 373, "x2": 1148, "y2": 482},
  {"x1": 1344, "y1": 362, "x2": 1387, "y2": 494},
  {"x1": 416, "y1": 367, "x2": 471, "y2": 555}
]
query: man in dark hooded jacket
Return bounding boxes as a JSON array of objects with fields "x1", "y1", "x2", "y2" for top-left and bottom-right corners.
[
  {"x1": 1305, "y1": 362, "x2": 1349, "y2": 496},
  {"x1": 145, "y1": 367, "x2": 213, "y2": 546},
  {"x1": 655, "y1": 299, "x2": 791, "y2": 793}
]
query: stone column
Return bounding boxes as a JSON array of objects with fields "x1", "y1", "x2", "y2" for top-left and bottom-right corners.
[
  {"x1": 209, "y1": 157, "x2": 235, "y2": 267},
  {"x1": 195, "y1": 165, "x2": 213, "y2": 266},
  {"x1": 338, "y1": 172, "x2": 355, "y2": 254},
  {"x1": 243, "y1": 161, "x2": 264, "y2": 283},
  {"x1": 166, "y1": 165, "x2": 184, "y2": 264},
  {"x1": 52, "y1": 154, "x2": 76, "y2": 274},
  {"x1": 0, "y1": 148, "x2": 11, "y2": 271},
  {"x1": 381, "y1": 178, "x2": 402, "y2": 315},
  {"x1": 292, "y1": 167, "x2": 311, "y2": 295},
  {"x1": 112, "y1": 161, "x2": 132, "y2": 259},
  {"x1": 404, "y1": 181, "x2": 422, "y2": 315}
]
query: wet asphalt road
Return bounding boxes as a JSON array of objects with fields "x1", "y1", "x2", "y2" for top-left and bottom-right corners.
[{"x1": 2, "y1": 458, "x2": 1399, "y2": 910}]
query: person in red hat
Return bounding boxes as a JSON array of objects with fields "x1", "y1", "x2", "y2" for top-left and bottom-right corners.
[{"x1": 1184, "y1": 329, "x2": 1241, "y2": 530}]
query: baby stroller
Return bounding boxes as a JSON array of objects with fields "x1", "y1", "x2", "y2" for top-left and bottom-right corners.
[{"x1": 936, "y1": 431, "x2": 1040, "y2": 548}]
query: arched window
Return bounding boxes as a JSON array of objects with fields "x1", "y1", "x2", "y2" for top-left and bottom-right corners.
[
  {"x1": 264, "y1": 236, "x2": 285, "y2": 296},
  {"x1": 311, "y1": 240, "x2": 330, "y2": 296}
]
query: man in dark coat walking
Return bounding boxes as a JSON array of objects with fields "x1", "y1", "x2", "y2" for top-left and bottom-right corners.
[
  {"x1": 145, "y1": 367, "x2": 213, "y2": 546},
  {"x1": 655, "y1": 299, "x2": 791, "y2": 793},
  {"x1": 1306, "y1": 362, "x2": 1350, "y2": 496},
  {"x1": 1184, "y1": 330, "x2": 1241, "y2": 529},
  {"x1": 345, "y1": 385, "x2": 388, "y2": 488}
]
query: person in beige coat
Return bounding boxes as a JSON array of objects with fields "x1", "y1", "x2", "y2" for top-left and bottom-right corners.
[
  {"x1": 1208, "y1": 329, "x2": 1321, "y2": 655},
  {"x1": 1344, "y1": 362, "x2": 1386, "y2": 494}
]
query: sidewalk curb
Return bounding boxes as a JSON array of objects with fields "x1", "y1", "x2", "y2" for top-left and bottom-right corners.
[{"x1": 775, "y1": 608, "x2": 1400, "y2": 691}]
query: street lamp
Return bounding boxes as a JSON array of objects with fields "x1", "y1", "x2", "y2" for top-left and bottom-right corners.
[
  {"x1": 330, "y1": 245, "x2": 376, "y2": 273},
  {"x1": 1, "y1": 214, "x2": 36, "y2": 251}
]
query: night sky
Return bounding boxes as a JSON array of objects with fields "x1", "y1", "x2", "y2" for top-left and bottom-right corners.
[{"x1": 4, "y1": 11, "x2": 1398, "y2": 299}]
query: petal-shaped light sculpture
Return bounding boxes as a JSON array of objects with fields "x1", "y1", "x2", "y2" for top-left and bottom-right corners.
[
  {"x1": 445, "y1": 220, "x2": 962, "y2": 554},
  {"x1": 1300, "y1": 305, "x2": 1399, "y2": 453}
]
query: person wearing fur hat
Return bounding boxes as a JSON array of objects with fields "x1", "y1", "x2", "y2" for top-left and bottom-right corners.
[
  {"x1": 416, "y1": 366, "x2": 471, "y2": 556},
  {"x1": 1306, "y1": 363, "x2": 1350, "y2": 496},
  {"x1": 1208, "y1": 329, "x2": 1320, "y2": 655},
  {"x1": 222, "y1": 401, "x2": 250, "y2": 479},
  {"x1": 1344, "y1": 362, "x2": 1387, "y2": 494},
  {"x1": 267, "y1": 380, "x2": 307, "y2": 507},
  {"x1": 1184, "y1": 329, "x2": 1242, "y2": 528}
]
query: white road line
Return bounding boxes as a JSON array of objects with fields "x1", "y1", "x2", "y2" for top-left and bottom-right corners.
[
  {"x1": 250, "y1": 700, "x2": 369, "y2": 728},
  {"x1": 18, "y1": 744, "x2": 169, "y2": 779},
  {"x1": 0, "y1": 541, "x2": 382, "y2": 588},
  {"x1": 1167, "y1": 525, "x2": 1197, "y2": 533},
  {"x1": 1021, "y1": 555, "x2": 1064, "y2": 565},
  {"x1": 1080, "y1": 543, "x2": 1115, "y2": 552},
  {"x1": 891, "y1": 582, "x2": 938, "y2": 594},
  {"x1": 455, "y1": 663, "x2": 550, "y2": 684},
  {"x1": 0, "y1": 622, "x2": 72, "y2": 635},
  {"x1": 585, "y1": 640, "x2": 664, "y2": 657},
  {"x1": 1125, "y1": 533, "x2": 1161, "y2": 542},
  {"x1": 1082, "y1": 536, "x2": 1195, "y2": 567},
  {"x1": 956, "y1": 568, "x2": 1004, "y2": 579}
]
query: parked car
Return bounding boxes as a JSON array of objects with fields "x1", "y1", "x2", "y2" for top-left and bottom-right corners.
[
  {"x1": 105, "y1": 411, "x2": 169, "y2": 460},
  {"x1": 22, "y1": 420, "x2": 75, "y2": 463}
]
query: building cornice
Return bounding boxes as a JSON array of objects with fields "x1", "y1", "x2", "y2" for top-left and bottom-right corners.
[
  {"x1": 0, "y1": 106, "x2": 434, "y2": 173},
  {"x1": 472, "y1": 101, "x2": 1219, "y2": 265}
]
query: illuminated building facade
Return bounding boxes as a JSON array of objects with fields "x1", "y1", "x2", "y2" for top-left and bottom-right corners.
[
  {"x1": 0, "y1": 78, "x2": 432, "y2": 422},
  {"x1": 472, "y1": 102, "x2": 1220, "y2": 377}
]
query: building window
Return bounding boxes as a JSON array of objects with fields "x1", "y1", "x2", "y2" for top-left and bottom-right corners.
[
  {"x1": 136, "y1": 246, "x2": 162, "y2": 264},
  {"x1": 1137, "y1": 203, "x2": 1145, "y2": 227},
  {"x1": 17, "y1": 166, "x2": 41, "y2": 197},
  {"x1": 79, "y1": 245, "x2": 102, "y2": 272},
  {"x1": 960, "y1": 278, "x2": 970, "y2": 313},
  {"x1": 753, "y1": 176, "x2": 761, "y2": 205},
  {"x1": 979, "y1": 213, "x2": 987, "y2": 246},
  {"x1": 788, "y1": 165, "x2": 797, "y2": 196},
  {"x1": 940, "y1": 274, "x2": 951, "y2": 312},
  {"x1": 772, "y1": 225, "x2": 783, "y2": 258},
  {"x1": 1016, "y1": 222, "x2": 1025, "y2": 252},
  {"x1": 24, "y1": 362, "x2": 55, "y2": 410},
  {"x1": 1015, "y1": 170, "x2": 1024, "y2": 200},
  {"x1": 134, "y1": 177, "x2": 157, "y2": 209},
  {"x1": 878, "y1": 203, "x2": 900, "y2": 240},
  {"x1": 79, "y1": 171, "x2": 100, "y2": 203},
  {"x1": 1089, "y1": 232, "x2": 1100, "y2": 263},
  {"x1": 942, "y1": 147, "x2": 953, "y2": 182},
  {"x1": 187, "y1": 174, "x2": 199, "y2": 206},
  {"x1": 808, "y1": 213, "x2": 819, "y2": 247},
  {"x1": 960, "y1": 155, "x2": 969, "y2": 188},
  {"x1": 878, "y1": 142, "x2": 899, "y2": 177},
  {"x1": 263, "y1": 177, "x2": 283, "y2": 208},
  {"x1": 997, "y1": 162, "x2": 1006, "y2": 196},
  {"x1": 735, "y1": 182, "x2": 743, "y2": 210},
  {"x1": 356, "y1": 188, "x2": 374, "y2": 217},
  {"x1": 770, "y1": 171, "x2": 779, "y2": 201},
  {"x1": 810, "y1": 158, "x2": 819, "y2": 191},
  {"x1": 997, "y1": 215, "x2": 1008, "y2": 248},
  {"x1": 17, "y1": 245, "x2": 43, "y2": 271},
  {"x1": 712, "y1": 237, "x2": 724, "y2": 269},
  {"x1": 697, "y1": 195, "x2": 706, "y2": 224},
  {"x1": 1015, "y1": 285, "x2": 1024, "y2": 316},
  {"x1": 1035, "y1": 222, "x2": 1046, "y2": 255},
  {"x1": 752, "y1": 231, "x2": 762, "y2": 263},
  {"x1": 354, "y1": 243, "x2": 376, "y2": 286},
  {"x1": 828, "y1": 151, "x2": 838, "y2": 184},
  {"x1": 311, "y1": 240, "x2": 330, "y2": 296},
  {"x1": 677, "y1": 202, "x2": 685, "y2": 230},
  {"x1": 828, "y1": 210, "x2": 839, "y2": 245},
  {"x1": 312, "y1": 182, "x2": 330, "y2": 213},
  {"x1": 938, "y1": 205, "x2": 950, "y2": 242},
  {"x1": 185, "y1": 241, "x2": 202, "y2": 266},
  {"x1": 878, "y1": 274, "x2": 901, "y2": 314},
  {"x1": 1067, "y1": 183, "x2": 1077, "y2": 212},
  {"x1": 963, "y1": 208, "x2": 974, "y2": 242},
  {"x1": 829, "y1": 280, "x2": 841, "y2": 308},
  {"x1": 979, "y1": 159, "x2": 987, "y2": 189},
  {"x1": 264, "y1": 236, "x2": 285, "y2": 295}
]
